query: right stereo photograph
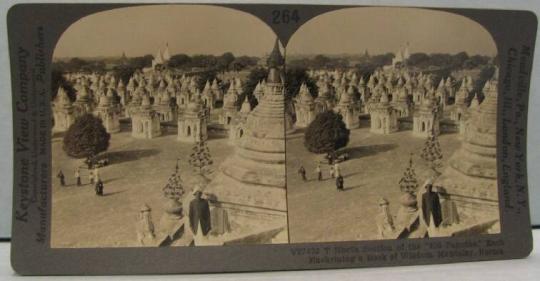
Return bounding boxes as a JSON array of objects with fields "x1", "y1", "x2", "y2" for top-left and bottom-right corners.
[{"x1": 285, "y1": 7, "x2": 500, "y2": 243}]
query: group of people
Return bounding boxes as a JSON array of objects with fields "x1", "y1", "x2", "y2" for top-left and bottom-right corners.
[
  {"x1": 376, "y1": 178, "x2": 460, "y2": 239},
  {"x1": 56, "y1": 166, "x2": 105, "y2": 196},
  {"x1": 298, "y1": 162, "x2": 345, "y2": 191},
  {"x1": 420, "y1": 180, "x2": 459, "y2": 235}
]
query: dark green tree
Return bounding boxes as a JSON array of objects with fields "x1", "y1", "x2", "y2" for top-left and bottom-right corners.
[
  {"x1": 51, "y1": 66, "x2": 76, "y2": 101},
  {"x1": 112, "y1": 65, "x2": 136, "y2": 85},
  {"x1": 304, "y1": 111, "x2": 350, "y2": 159},
  {"x1": 399, "y1": 154, "x2": 419, "y2": 194},
  {"x1": 407, "y1": 53, "x2": 431, "y2": 67},
  {"x1": 168, "y1": 54, "x2": 192, "y2": 68},
  {"x1": 451, "y1": 52, "x2": 470, "y2": 68},
  {"x1": 67, "y1": 57, "x2": 88, "y2": 72},
  {"x1": 129, "y1": 55, "x2": 154, "y2": 69},
  {"x1": 312, "y1": 54, "x2": 331, "y2": 68},
  {"x1": 420, "y1": 133, "x2": 444, "y2": 176},
  {"x1": 242, "y1": 66, "x2": 318, "y2": 109},
  {"x1": 196, "y1": 70, "x2": 220, "y2": 92},
  {"x1": 163, "y1": 159, "x2": 185, "y2": 201},
  {"x1": 190, "y1": 54, "x2": 218, "y2": 68},
  {"x1": 241, "y1": 67, "x2": 269, "y2": 108},
  {"x1": 472, "y1": 65, "x2": 496, "y2": 102},
  {"x1": 188, "y1": 136, "x2": 214, "y2": 182},
  {"x1": 284, "y1": 67, "x2": 318, "y2": 102},
  {"x1": 63, "y1": 114, "x2": 111, "y2": 167},
  {"x1": 231, "y1": 56, "x2": 258, "y2": 71},
  {"x1": 217, "y1": 52, "x2": 235, "y2": 72}
]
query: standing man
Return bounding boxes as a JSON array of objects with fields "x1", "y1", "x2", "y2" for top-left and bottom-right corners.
[
  {"x1": 57, "y1": 170, "x2": 65, "y2": 186},
  {"x1": 89, "y1": 170, "x2": 94, "y2": 185},
  {"x1": 336, "y1": 174, "x2": 344, "y2": 191},
  {"x1": 298, "y1": 166, "x2": 307, "y2": 181},
  {"x1": 376, "y1": 198, "x2": 395, "y2": 239},
  {"x1": 75, "y1": 168, "x2": 81, "y2": 186},
  {"x1": 316, "y1": 163, "x2": 322, "y2": 181},
  {"x1": 95, "y1": 179, "x2": 104, "y2": 196},
  {"x1": 329, "y1": 165, "x2": 335, "y2": 178},
  {"x1": 421, "y1": 182, "x2": 443, "y2": 234},
  {"x1": 189, "y1": 186, "x2": 211, "y2": 246}
]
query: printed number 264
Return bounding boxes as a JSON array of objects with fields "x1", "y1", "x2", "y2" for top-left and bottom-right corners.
[{"x1": 272, "y1": 10, "x2": 300, "y2": 24}]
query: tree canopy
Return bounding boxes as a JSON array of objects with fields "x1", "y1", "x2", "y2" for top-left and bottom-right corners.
[
  {"x1": 63, "y1": 114, "x2": 111, "y2": 162},
  {"x1": 420, "y1": 133, "x2": 443, "y2": 176},
  {"x1": 216, "y1": 52, "x2": 235, "y2": 71},
  {"x1": 241, "y1": 67, "x2": 269, "y2": 109},
  {"x1": 284, "y1": 67, "x2": 318, "y2": 102},
  {"x1": 406, "y1": 52, "x2": 491, "y2": 70},
  {"x1": 471, "y1": 65, "x2": 496, "y2": 103},
  {"x1": 241, "y1": 66, "x2": 318, "y2": 109},
  {"x1": 168, "y1": 52, "x2": 258, "y2": 72},
  {"x1": 289, "y1": 54, "x2": 349, "y2": 70},
  {"x1": 304, "y1": 111, "x2": 350, "y2": 156},
  {"x1": 188, "y1": 138, "x2": 214, "y2": 185},
  {"x1": 51, "y1": 66, "x2": 76, "y2": 102}
]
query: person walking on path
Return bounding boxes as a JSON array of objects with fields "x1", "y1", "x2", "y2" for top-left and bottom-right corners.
[
  {"x1": 298, "y1": 166, "x2": 307, "y2": 181},
  {"x1": 336, "y1": 174, "x2": 344, "y2": 191},
  {"x1": 95, "y1": 179, "x2": 104, "y2": 196},
  {"x1": 89, "y1": 170, "x2": 95, "y2": 185},
  {"x1": 57, "y1": 170, "x2": 65, "y2": 186},
  {"x1": 330, "y1": 165, "x2": 335, "y2": 178},
  {"x1": 75, "y1": 168, "x2": 81, "y2": 186},
  {"x1": 316, "y1": 164, "x2": 322, "y2": 181}
]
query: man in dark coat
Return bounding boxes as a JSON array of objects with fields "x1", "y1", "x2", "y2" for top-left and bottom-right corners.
[
  {"x1": 298, "y1": 166, "x2": 307, "y2": 181},
  {"x1": 57, "y1": 170, "x2": 65, "y2": 186},
  {"x1": 95, "y1": 179, "x2": 104, "y2": 196},
  {"x1": 75, "y1": 168, "x2": 81, "y2": 186},
  {"x1": 421, "y1": 184, "x2": 442, "y2": 228},
  {"x1": 189, "y1": 188, "x2": 211, "y2": 238},
  {"x1": 336, "y1": 175, "x2": 344, "y2": 191}
]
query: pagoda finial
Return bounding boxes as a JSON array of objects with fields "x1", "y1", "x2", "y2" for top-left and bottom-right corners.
[{"x1": 267, "y1": 38, "x2": 284, "y2": 68}]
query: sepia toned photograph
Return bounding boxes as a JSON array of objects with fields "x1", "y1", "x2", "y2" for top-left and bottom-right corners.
[
  {"x1": 50, "y1": 4, "x2": 503, "y2": 249},
  {"x1": 285, "y1": 7, "x2": 500, "y2": 243},
  {"x1": 50, "y1": 4, "x2": 288, "y2": 248}
]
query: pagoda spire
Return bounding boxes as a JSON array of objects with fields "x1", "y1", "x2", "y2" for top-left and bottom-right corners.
[{"x1": 267, "y1": 38, "x2": 284, "y2": 68}]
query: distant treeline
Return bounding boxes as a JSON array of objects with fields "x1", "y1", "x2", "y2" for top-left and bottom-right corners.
[
  {"x1": 288, "y1": 52, "x2": 494, "y2": 73},
  {"x1": 407, "y1": 52, "x2": 494, "y2": 70},
  {"x1": 53, "y1": 52, "x2": 260, "y2": 74}
]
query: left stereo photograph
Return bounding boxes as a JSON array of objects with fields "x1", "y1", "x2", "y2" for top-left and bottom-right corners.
[{"x1": 50, "y1": 4, "x2": 289, "y2": 248}]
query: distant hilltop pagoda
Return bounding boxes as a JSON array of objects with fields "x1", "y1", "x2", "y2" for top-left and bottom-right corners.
[
  {"x1": 150, "y1": 43, "x2": 172, "y2": 70},
  {"x1": 204, "y1": 39, "x2": 287, "y2": 244},
  {"x1": 436, "y1": 68, "x2": 499, "y2": 234},
  {"x1": 392, "y1": 42, "x2": 411, "y2": 68}
]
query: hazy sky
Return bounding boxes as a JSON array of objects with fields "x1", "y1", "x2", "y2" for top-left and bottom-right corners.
[
  {"x1": 54, "y1": 5, "x2": 497, "y2": 59},
  {"x1": 287, "y1": 7, "x2": 497, "y2": 56},
  {"x1": 53, "y1": 5, "x2": 277, "y2": 58}
]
